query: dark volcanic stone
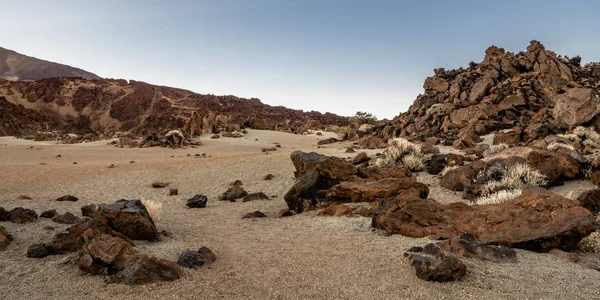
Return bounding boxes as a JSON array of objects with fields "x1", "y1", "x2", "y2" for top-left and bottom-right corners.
[{"x1": 186, "y1": 194, "x2": 208, "y2": 208}]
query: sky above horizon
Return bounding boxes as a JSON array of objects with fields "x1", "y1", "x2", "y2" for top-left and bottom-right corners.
[{"x1": 1, "y1": 0, "x2": 599, "y2": 119}]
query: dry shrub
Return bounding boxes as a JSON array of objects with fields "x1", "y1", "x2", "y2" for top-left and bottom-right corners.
[
  {"x1": 376, "y1": 138, "x2": 423, "y2": 171},
  {"x1": 142, "y1": 199, "x2": 163, "y2": 221},
  {"x1": 559, "y1": 126, "x2": 600, "y2": 148},
  {"x1": 474, "y1": 163, "x2": 547, "y2": 204},
  {"x1": 476, "y1": 189, "x2": 523, "y2": 205},
  {"x1": 483, "y1": 143, "x2": 509, "y2": 157},
  {"x1": 578, "y1": 231, "x2": 600, "y2": 253},
  {"x1": 547, "y1": 142, "x2": 575, "y2": 151}
]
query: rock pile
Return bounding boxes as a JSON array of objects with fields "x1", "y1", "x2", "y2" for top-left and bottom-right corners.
[{"x1": 370, "y1": 41, "x2": 600, "y2": 144}]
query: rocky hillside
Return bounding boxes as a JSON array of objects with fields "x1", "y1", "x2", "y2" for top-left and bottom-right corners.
[
  {"x1": 370, "y1": 41, "x2": 600, "y2": 144},
  {"x1": 0, "y1": 77, "x2": 348, "y2": 137},
  {"x1": 0, "y1": 47, "x2": 100, "y2": 81}
]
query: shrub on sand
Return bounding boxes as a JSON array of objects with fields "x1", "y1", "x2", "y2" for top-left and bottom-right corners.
[
  {"x1": 474, "y1": 163, "x2": 547, "y2": 205},
  {"x1": 578, "y1": 231, "x2": 600, "y2": 253},
  {"x1": 376, "y1": 138, "x2": 423, "y2": 171},
  {"x1": 476, "y1": 189, "x2": 523, "y2": 205},
  {"x1": 483, "y1": 143, "x2": 509, "y2": 157},
  {"x1": 142, "y1": 199, "x2": 163, "y2": 221}
]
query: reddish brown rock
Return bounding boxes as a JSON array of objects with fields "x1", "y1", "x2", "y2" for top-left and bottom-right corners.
[
  {"x1": 318, "y1": 205, "x2": 354, "y2": 217},
  {"x1": 284, "y1": 151, "x2": 357, "y2": 212},
  {"x1": 439, "y1": 161, "x2": 487, "y2": 191},
  {"x1": 403, "y1": 244, "x2": 467, "y2": 282},
  {"x1": 326, "y1": 178, "x2": 429, "y2": 203},
  {"x1": 357, "y1": 165, "x2": 412, "y2": 180},
  {"x1": 9, "y1": 207, "x2": 38, "y2": 224},
  {"x1": 548, "y1": 249, "x2": 600, "y2": 271},
  {"x1": 372, "y1": 187, "x2": 598, "y2": 252},
  {"x1": 577, "y1": 189, "x2": 600, "y2": 215},
  {"x1": 219, "y1": 182, "x2": 248, "y2": 201},
  {"x1": 46, "y1": 219, "x2": 132, "y2": 254},
  {"x1": 82, "y1": 200, "x2": 159, "y2": 241},
  {"x1": 0, "y1": 226, "x2": 13, "y2": 250},
  {"x1": 493, "y1": 130, "x2": 521, "y2": 146},
  {"x1": 78, "y1": 228, "x2": 181, "y2": 284},
  {"x1": 353, "y1": 152, "x2": 370, "y2": 165},
  {"x1": 438, "y1": 233, "x2": 517, "y2": 263},
  {"x1": 552, "y1": 88, "x2": 597, "y2": 129}
]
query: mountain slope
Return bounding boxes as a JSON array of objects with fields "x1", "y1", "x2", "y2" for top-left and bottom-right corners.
[
  {"x1": 0, "y1": 47, "x2": 100, "y2": 81},
  {"x1": 0, "y1": 78, "x2": 348, "y2": 137}
]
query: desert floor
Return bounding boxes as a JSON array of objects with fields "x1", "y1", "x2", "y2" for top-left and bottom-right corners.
[{"x1": 0, "y1": 130, "x2": 599, "y2": 300}]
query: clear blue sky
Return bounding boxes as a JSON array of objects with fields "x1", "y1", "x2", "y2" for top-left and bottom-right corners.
[{"x1": 1, "y1": 0, "x2": 599, "y2": 119}]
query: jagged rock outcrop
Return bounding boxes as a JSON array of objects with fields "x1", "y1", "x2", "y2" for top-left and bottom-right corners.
[
  {"x1": 0, "y1": 77, "x2": 348, "y2": 137},
  {"x1": 373, "y1": 41, "x2": 600, "y2": 143}
]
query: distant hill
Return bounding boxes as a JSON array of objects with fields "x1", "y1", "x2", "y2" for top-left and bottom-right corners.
[
  {"x1": 0, "y1": 47, "x2": 100, "y2": 81},
  {"x1": 0, "y1": 78, "x2": 349, "y2": 137}
]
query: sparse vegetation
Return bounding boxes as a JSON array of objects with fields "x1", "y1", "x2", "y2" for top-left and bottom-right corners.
[
  {"x1": 142, "y1": 199, "x2": 163, "y2": 221},
  {"x1": 476, "y1": 189, "x2": 523, "y2": 205},
  {"x1": 350, "y1": 111, "x2": 378, "y2": 127},
  {"x1": 474, "y1": 163, "x2": 548, "y2": 205},
  {"x1": 376, "y1": 138, "x2": 423, "y2": 171},
  {"x1": 547, "y1": 142, "x2": 575, "y2": 151},
  {"x1": 578, "y1": 231, "x2": 600, "y2": 253},
  {"x1": 558, "y1": 126, "x2": 600, "y2": 149},
  {"x1": 483, "y1": 143, "x2": 509, "y2": 157}
]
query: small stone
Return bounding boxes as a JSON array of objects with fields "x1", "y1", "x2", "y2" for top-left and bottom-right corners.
[
  {"x1": 177, "y1": 247, "x2": 216, "y2": 269},
  {"x1": 17, "y1": 195, "x2": 32, "y2": 200},
  {"x1": 108, "y1": 164, "x2": 116, "y2": 168},
  {"x1": 56, "y1": 195, "x2": 78, "y2": 202},
  {"x1": 263, "y1": 174, "x2": 274, "y2": 180},
  {"x1": 27, "y1": 243, "x2": 49, "y2": 258},
  {"x1": 187, "y1": 194, "x2": 208, "y2": 208},
  {"x1": 52, "y1": 212, "x2": 81, "y2": 224},
  {"x1": 40, "y1": 209, "x2": 58, "y2": 218},
  {"x1": 242, "y1": 211, "x2": 267, "y2": 219},
  {"x1": 169, "y1": 189, "x2": 179, "y2": 196},
  {"x1": 152, "y1": 182, "x2": 170, "y2": 188}
]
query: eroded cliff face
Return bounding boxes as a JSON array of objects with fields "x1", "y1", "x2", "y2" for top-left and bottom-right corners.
[
  {"x1": 0, "y1": 78, "x2": 348, "y2": 137},
  {"x1": 371, "y1": 41, "x2": 600, "y2": 142}
]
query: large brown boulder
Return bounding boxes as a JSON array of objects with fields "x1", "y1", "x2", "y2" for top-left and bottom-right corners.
[
  {"x1": 78, "y1": 228, "x2": 181, "y2": 284},
  {"x1": 284, "y1": 151, "x2": 357, "y2": 212},
  {"x1": 82, "y1": 200, "x2": 159, "y2": 241},
  {"x1": 372, "y1": 187, "x2": 598, "y2": 252},
  {"x1": 325, "y1": 178, "x2": 429, "y2": 203},
  {"x1": 46, "y1": 219, "x2": 132, "y2": 254},
  {"x1": 493, "y1": 130, "x2": 521, "y2": 146},
  {"x1": 552, "y1": 88, "x2": 597, "y2": 129},
  {"x1": 9, "y1": 207, "x2": 38, "y2": 224}
]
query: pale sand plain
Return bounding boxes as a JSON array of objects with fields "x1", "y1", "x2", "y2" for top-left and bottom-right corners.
[{"x1": 0, "y1": 130, "x2": 599, "y2": 300}]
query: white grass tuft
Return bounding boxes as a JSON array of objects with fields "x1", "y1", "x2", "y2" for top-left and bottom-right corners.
[
  {"x1": 475, "y1": 163, "x2": 547, "y2": 204},
  {"x1": 375, "y1": 138, "x2": 423, "y2": 171},
  {"x1": 483, "y1": 143, "x2": 509, "y2": 157},
  {"x1": 547, "y1": 142, "x2": 575, "y2": 151},
  {"x1": 560, "y1": 126, "x2": 600, "y2": 148},
  {"x1": 476, "y1": 189, "x2": 522, "y2": 205},
  {"x1": 142, "y1": 199, "x2": 163, "y2": 221}
]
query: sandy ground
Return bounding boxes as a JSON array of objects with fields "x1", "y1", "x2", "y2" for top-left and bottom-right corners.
[{"x1": 1, "y1": 130, "x2": 599, "y2": 300}]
